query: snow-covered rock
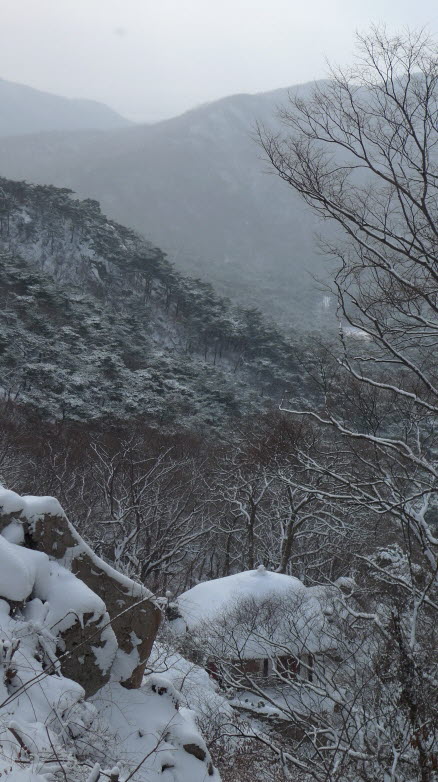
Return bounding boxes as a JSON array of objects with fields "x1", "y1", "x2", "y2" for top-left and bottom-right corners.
[
  {"x1": 0, "y1": 485, "x2": 219, "y2": 781},
  {"x1": 0, "y1": 487, "x2": 161, "y2": 692},
  {"x1": 92, "y1": 679, "x2": 219, "y2": 781}
]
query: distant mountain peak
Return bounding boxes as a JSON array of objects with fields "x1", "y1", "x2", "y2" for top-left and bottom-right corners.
[
  {"x1": 0, "y1": 78, "x2": 132, "y2": 137},
  {"x1": 0, "y1": 80, "x2": 334, "y2": 328}
]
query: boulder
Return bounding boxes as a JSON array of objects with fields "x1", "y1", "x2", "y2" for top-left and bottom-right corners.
[{"x1": 0, "y1": 488, "x2": 161, "y2": 692}]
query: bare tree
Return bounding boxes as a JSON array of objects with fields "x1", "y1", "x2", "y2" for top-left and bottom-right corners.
[
  {"x1": 256, "y1": 26, "x2": 438, "y2": 781},
  {"x1": 183, "y1": 584, "x2": 438, "y2": 782}
]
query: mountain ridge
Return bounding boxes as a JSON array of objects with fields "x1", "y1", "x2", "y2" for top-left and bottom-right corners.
[
  {"x1": 0, "y1": 77, "x2": 132, "y2": 137},
  {"x1": 0, "y1": 176, "x2": 313, "y2": 429},
  {"x1": 0, "y1": 81, "x2": 336, "y2": 329}
]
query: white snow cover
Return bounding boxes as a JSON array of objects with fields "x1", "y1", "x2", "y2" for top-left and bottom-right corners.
[
  {"x1": 175, "y1": 567, "x2": 337, "y2": 658},
  {"x1": 0, "y1": 597, "x2": 88, "y2": 782},
  {"x1": 0, "y1": 536, "x2": 49, "y2": 602},
  {"x1": 0, "y1": 525, "x2": 117, "y2": 661},
  {"x1": 0, "y1": 488, "x2": 66, "y2": 522},
  {"x1": 0, "y1": 600, "x2": 218, "y2": 782},
  {"x1": 0, "y1": 486, "x2": 154, "y2": 602},
  {"x1": 177, "y1": 567, "x2": 305, "y2": 629},
  {"x1": 60, "y1": 522, "x2": 152, "y2": 600},
  {"x1": 1, "y1": 520, "x2": 25, "y2": 545},
  {"x1": 91, "y1": 679, "x2": 220, "y2": 781},
  {"x1": 0, "y1": 486, "x2": 219, "y2": 782},
  {"x1": 150, "y1": 643, "x2": 234, "y2": 725},
  {"x1": 41, "y1": 563, "x2": 118, "y2": 675}
]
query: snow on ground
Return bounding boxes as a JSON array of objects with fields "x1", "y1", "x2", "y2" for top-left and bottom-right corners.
[
  {"x1": 92, "y1": 678, "x2": 219, "y2": 782},
  {"x1": 0, "y1": 487, "x2": 220, "y2": 782},
  {"x1": 150, "y1": 643, "x2": 234, "y2": 728},
  {"x1": 0, "y1": 603, "x2": 219, "y2": 782},
  {"x1": 0, "y1": 596, "x2": 89, "y2": 782},
  {"x1": 230, "y1": 684, "x2": 335, "y2": 720}
]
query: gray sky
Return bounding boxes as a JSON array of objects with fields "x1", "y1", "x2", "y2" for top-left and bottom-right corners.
[{"x1": 2, "y1": 0, "x2": 437, "y2": 122}]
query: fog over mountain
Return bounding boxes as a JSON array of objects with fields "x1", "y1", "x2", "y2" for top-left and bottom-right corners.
[
  {"x1": 0, "y1": 80, "x2": 336, "y2": 328},
  {"x1": 0, "y1": 78, "x2": 132, "y2": 136}
]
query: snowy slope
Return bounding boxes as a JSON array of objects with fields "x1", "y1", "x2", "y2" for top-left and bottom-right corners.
[
  {"x1": 0, "y1": 177, "x2": 312, "y2": 428},
  {"x1": 0, "y1": 486, "x2": 220, "y2": 782}
]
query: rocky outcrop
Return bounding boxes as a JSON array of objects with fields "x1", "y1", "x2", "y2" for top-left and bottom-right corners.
[{"x1": 0, "y1": 488, "x2": 161, "y2": 695}]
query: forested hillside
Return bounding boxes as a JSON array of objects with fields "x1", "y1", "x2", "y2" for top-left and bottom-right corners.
[
  {"x1": 0, "y1": 83, "x2": 336, "y2": 328},
  {"x1": 0, "y1": 176, "x2": 315, "y2": 428}
]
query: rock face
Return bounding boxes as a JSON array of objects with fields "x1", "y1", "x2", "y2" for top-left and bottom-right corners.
[
  {"x1": 71, "y1": 550, "x2": 161, "y2": 689},
  {"x1": 57, "y1": 610, "x2": 116, "y2": 695},
  {"x1": 0, "y1": 488, "x2": 161, "y2": 695}
]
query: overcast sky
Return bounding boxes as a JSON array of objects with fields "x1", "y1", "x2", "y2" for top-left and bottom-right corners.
[{"x1": 2, "y1": 0, "x2": 437, "y2": 122}]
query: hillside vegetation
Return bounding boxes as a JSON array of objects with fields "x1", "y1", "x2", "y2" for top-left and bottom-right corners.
[
  {"x1": 0, "y1": 177, "x2": 313, "y2": 428},
  {"x1": 0, "y1": 83, "x2": 336, "y2": 328}
]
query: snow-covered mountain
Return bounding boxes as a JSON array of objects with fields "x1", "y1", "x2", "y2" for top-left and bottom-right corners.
[
  {"x1": 0, "y1": 176, "x2": 312, "y2": 429},
  {"x1": 0, "y1": 78, "x2": 132, "y2": 136},
  {"x1": 0, "y1": 82, "x2": 335, "y2": 328}
]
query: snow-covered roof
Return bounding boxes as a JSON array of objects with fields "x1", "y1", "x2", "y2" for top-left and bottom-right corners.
[
  {"x1": 175, "y1": 567, "x2": 337, "y2": 659},
  {"x1": 178, "y1": 567, "x2": 305, "y2": 629}
]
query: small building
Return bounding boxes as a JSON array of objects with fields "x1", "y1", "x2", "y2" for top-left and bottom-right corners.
[{"x1": 171, "y1": 567, "x2": 339, "y2": 685}]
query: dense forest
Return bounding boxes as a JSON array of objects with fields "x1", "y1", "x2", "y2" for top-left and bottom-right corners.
[{"x1": 0, "y1": 176, "x2": 320, "y2": 426}]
